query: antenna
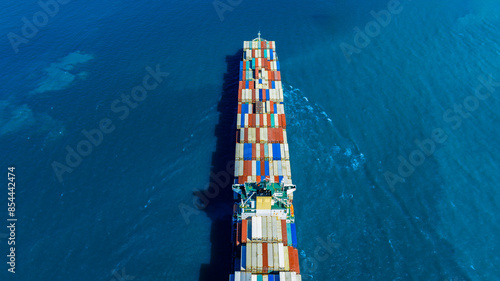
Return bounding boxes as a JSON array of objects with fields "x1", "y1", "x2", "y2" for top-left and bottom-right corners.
[{"x1": 258, "y1": 31, "x2": 261, "y2": 41}]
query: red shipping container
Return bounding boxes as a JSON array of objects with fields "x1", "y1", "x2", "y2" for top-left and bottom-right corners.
[
  {"x1": 241, "y1": 220, "x2": 248, "y2": 243},
  {"x1": 267, "y1": 127, "x2": 273, "y2": 142},
  {"x1": 269, "y1": 71, "x2": 274, "y2": 81},
  {"x1": 236, "y1": 222, "x2": 241, "y2": 245},
  {"x1": 277, "y1": 71, "x2": 281, "y2": 81},
  {"x1": 260, "y1": 160, "x2": 265, "y2": 176},
  {"x1": 260, "y1": 144, "x2": 265, "y2": 159},
  {"x1": 261, "y1": 41, "x2": 265, "y2": 49},
  {"x1": 256, "y1": 127, "x2": 260, "y2": 143},
  {"x1": 263, "y1": 242, "x2": 268, "y2": 272},
  {"x1": 252, "y1": 143, "x2": 256, "y2": 160},
  {"x1": 238, "y1": 88, "x2": 242, "y2": 102},
  {"x1": 281, "y1": 220, "x2": 288, "y2": 245},
  {"x1": 249, "y1": 81, "x2": 255, "y2": 89},
  {"x1": 244, "y1": 128, "x2": 249, "y2": 143},
  {"x1": 281, "y1": 114, "x2": 286, "y2": 128},
  {"x1": 295, "y1": 248, "x2": 300, "y2": 273},
  {"x1": 244, "y1": 161, "x2": 251, "y2": 177},
  {"x1": 278, "y1": 128, "x2": 284, "y2": 142}
]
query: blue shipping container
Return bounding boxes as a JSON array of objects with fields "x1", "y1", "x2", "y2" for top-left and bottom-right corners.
[
  {"x1": 272, "y1": 143, "x2": 281, "y2": 160},
  {"x1": 241, "y1": 246, "x2": 246, "y2": 270},
  {"x1": 291, "y1": 223, "x2": 297, "y2": 247},
  {"x1": 244, "y1": 143, "x2": 252, "y2": 160}
]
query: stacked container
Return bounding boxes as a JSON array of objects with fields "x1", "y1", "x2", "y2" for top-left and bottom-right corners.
[{"x1": 231, "y1": 37, "x2": 301, "y2": 281}]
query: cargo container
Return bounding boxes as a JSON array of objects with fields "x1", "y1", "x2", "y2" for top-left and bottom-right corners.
[{"x1": 230, "y1": 33, "x2": 301, "y2": 280}]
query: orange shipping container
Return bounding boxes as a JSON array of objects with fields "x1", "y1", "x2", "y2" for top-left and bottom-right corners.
[
  {"x1": 242, "y1": 219, "x2": 248, "y2": 243},
  {"x1": 281, "y1": 114, "x2": 286, "y2": 128}
]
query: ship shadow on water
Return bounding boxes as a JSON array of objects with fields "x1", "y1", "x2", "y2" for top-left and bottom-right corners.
[{"x1": 198, "y1": 49, "x2": 242, "y2": 281}]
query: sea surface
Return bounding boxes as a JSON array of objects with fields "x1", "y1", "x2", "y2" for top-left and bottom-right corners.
[{"x1": 1, "y1": 0, "x2": 499, "y2": 280}]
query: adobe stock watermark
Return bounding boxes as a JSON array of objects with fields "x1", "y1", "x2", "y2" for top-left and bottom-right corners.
[
  {"x1": 384, "y1": 75, "x2": 500, "y2": 191},
  {"x1": 213, "y1": 0, "x2": 243, "y2": 22},
  {"x1": 110, "y1": 267, "x2": 135, "y2": 281},
  {"x1": 339, "y1": 0, "x2": 412, "y2": 63},
  {"x1": 302, "y1": 234, "x2": 340, "y2": 274},
  {"x1": 178, "y1": 160, "x2": 234, "y2": 225},
  {"x1": 7, "y1": 0, "x2": 72, "y2": 54},
  {"x1": 51, "y1": 64, "x2": 169, "y2": 183}
]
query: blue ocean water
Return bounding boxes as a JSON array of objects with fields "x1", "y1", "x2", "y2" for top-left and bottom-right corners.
[{"x1": 1, "y1": 0, "x2": 499, "y2": 280}]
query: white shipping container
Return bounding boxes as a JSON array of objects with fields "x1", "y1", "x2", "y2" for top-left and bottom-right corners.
[
  {"x1": 283, "y1": 130, "x2": 287, "y2": 143},
  {"x1": 256, "y1": 216, "x2": 261, "y2": 240},
  {"x1": 252, "y1": 175, "x2": 257, "y2": 182},
  {"x1": 274, "y1": 114, "x2": 279, "y2": 128},
  {"x1": 262, "y1": 216, "x2": 267, "y2": 241},
  {"x1": 244, "y1": 114, "x2": 249, "y2": 128},
  {"x1": 240, "y1": 129, "x2": 245, "y2": 143},
  {"x1": 251, "y1": 275, "x2": 257, "y2": 281},
  {"x1": 234, "y1": 161, "x2": 239, "y2": 177},
  {"x1": 263, "y1": 275, "x2": 268, "y2": 281},
  {"x1": 280, "y1": 144, "x2": 285, "y2": 160},
  {"x1": 268, "y1": 243, "x2": 274, "y2": 270},
  {"x1": 280, "y1": 272, "x2": 286, "y2": 281},
  {"x1": 249, "y1": 128, "x2": 256, "y2": 143},
  {"x1": 269, "y1": 160, "x2": 274, "y2": 177},
  {"x1": 237, "y1": 114, "x2": 241, "y2": 129},
  {"x1": 278, "y1": 243, "x2": 285, "y2": 270},
  {"x1": 247, "y1": 242, "x2": 252, "y2": 271},
  {"x1": 287, "y1": 161, "x2": 291, "y2": 177},
  {"x1": 262, "y1": 113, "x2": 267, "y2": 126},
  {"x1": 277, "y1": 217, "x2": 282, "y2": 242},
  {"x1": 296, "y1": 274, "x2": 302, "y2": 281},
  {"x1": 252, "y1": 242, "x2": 257, "y2": 272},
  {"x1": 286, "y1": 272, "x2": 292, "y2": 281},
  {"x1": 251, "y1": 217, "x2": 257, "y2": 240},
  {"x1": 259, "y1": 128, "x2": 266, "y2": 143},
  {"x1": 257, "y1": 242, "x2": 263, "y2": 271},
  {"x1": 291, "y1": 272, "x2": 297, "y2": 281},
  {"x1": 235, "y1": 271, "x2": 241, "y2": 281},
  {"x1": 274, "y1": 160, "x2": 279, "y2": 176},
  {"x1": 284, "y1": 246, "x2": 290, "y2": 271},
  {"x1": 273, "y1": 243, "x2": 279, "y2": 271},
  {"x1": 239, "y1": 160, "x2": 244, "y2": 176},
  {"x1": 267, "y1": 216, "x2": 272, "y2": 242},
  {"x1": 240, "y1": 144, "x2": 244, "y2": 160},
  {"x1": 281, "y1": 161, "x2": 287, "y2": 178},
  {"x1": 256, "y1": 144, "x2": 260, "y2": 160}
]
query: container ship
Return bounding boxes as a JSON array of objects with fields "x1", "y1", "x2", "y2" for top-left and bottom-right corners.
[{"x1": 229, "y1": 33, "x2": 302, "y2": 281}]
